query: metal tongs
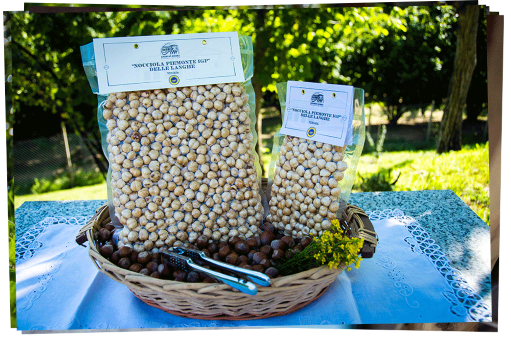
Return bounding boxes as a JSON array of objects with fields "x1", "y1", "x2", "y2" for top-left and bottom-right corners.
[{"x1": 161, "y1": 246, "x2": 271, "y2": 295}]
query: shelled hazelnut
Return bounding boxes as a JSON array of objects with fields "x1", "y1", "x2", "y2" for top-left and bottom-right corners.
[
  {"x1": 104, "y1": 85, "x2": 265, "y2": 253},
  {"x1": 267, "y1": 135, "x2": 346, "y2": 238}
]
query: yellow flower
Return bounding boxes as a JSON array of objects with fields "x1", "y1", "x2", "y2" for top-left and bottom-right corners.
[{"x1": 279, "y1": 218, "x2": 364, "y2": 275}]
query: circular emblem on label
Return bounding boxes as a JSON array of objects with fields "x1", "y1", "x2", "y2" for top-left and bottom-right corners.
[
  {"x1": 306, "y1": 127, "x2": 316, "y2": 138},
  {"x1": 169, "y1": 75, "x2": 180, "y2": 85}
]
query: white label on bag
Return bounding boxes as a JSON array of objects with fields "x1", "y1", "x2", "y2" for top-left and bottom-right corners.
[
  {"x1": 93, "y1": 32, "x2": 245, "y2": 93},
  {"x1": 279, "y1": 81, "x2": 354, "y2": 147}
]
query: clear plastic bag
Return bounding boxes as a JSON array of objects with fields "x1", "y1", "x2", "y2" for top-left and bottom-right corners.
[
  {"x1": 265, "y1": 82, "x2": 365, "y2": 238},
  {"x1": 80, "y1": 35, "x2": 265, "y2": 252}
]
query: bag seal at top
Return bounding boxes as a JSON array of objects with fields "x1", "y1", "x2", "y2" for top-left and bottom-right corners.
[{"x1": 81, "y1": 32, "x2": 252, "y2": 94}]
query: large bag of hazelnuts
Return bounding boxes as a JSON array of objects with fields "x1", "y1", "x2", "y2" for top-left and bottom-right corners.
[
  {"x1": 80, "y1": 32, "x2": 265, "y2": 254},
  {"x1": 266, "y1": 81, "x2": 365, "y2": 239}
]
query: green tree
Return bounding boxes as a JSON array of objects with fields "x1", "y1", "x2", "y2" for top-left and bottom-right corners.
[
  {"x1": 101, "y1": 6, "x2": 373, "y2": 174},
  {"x1": 333, "y1": 5, "x2": 458, "y2": 125},
  {"x1": 162, "y1": 6, "x2": 401, "y2": 170},
  {"x1": 158, "y1": 7, "x2": 345, "y2": 174},
  {"x1": 11, "y1": 11, "x2": 113, "y2": 173},
  {"x1": 11, "y1": 4, "x2": 470, "y2": 173}
]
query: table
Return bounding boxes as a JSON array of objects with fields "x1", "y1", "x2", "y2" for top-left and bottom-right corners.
[{"x1": 14, "y1": 190, "x2": 493, "y2": 331}]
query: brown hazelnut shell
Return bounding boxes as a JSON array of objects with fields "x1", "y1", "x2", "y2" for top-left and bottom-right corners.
[
  {"x1": 129, "y1": 263, "x2": 143, "y2": 273},
  {"x1": 260, "y1": 230, "x2": 275, "y2": 246},
  {"x1": 146, "y1": 261, "x2": 159, "y2": 273},
  {"x1": 99, "y1": 244, "x2": 114, "y2": 258},
  {"x1": 118, "y1": 257, "x2": 131, "y2": 269}
]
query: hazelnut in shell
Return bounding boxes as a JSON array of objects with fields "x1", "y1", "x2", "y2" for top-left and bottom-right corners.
[
  {"x1": 111, "y1": 250, "x2": 121, "y2": 264},
  {"x1": 270, "y1": 239, "x2": 286, "y2": 251},
  {"x1": 252, "y1": 264, "x2": 265, "y2": 273},
  {"x1": 158, "y1": 263, "x2": 171, "y2": 278},
  {"x1": 137, "y1": 251, "x2": 152, "y2": 264},
  {"x1": 119, "y1": 246, "x2": 132, "y2": 258},
  {"x1": 99, "y1": 244, "x2": 114, "y2": 258},
  {"x1": 260, "y1": 230, "x2": 275, "y2": 246},
  {"x1": 98, "y1": 228, "x2": 111, "y2": 242},
  {"x1": 260, "y1": 221, "x2": 274, "y2": 234},
  {"x1": 252, "y1": 251, "x2": 267, "y2": 265},
  {"x1": 129, "y1": 263, "x2": 143, "y2": 273},
  {"x1": 218, "y1": 245, "x2": 231, "y2": 259},
  {"x1": 139, "y1": 268, "x2": 151, "y2": 276},
  {"x1": 225, "y1": 253, "x2": 238, "y2": 265},
  {"x1": 234, "y1": 241, "x2": 249, "y2": 255},
  {"x1": 146, "y1": 261, "x2": 159, "y2": 273},
  {"x1": 259, "y1": 245, "x2": 272, "y2": 256},
  {"x1": 245, "y1": 238, "x2": 258, "y2": 249},
  {"x1": 272, "y1": 248, "x2": 285, "y2": 261},
  {"x1": 187, "y1": 271, "x2": 201, "y2": 283},
  {"x1": 173, "y1": 269, "x2": 188, "y2": 282},
  {"x1": 118, "y1": 257, "x2": 131, "y2": 269},
  {"x1": 265, "y1": 267, "x2": 279, "y2": 278},
  {"x1": 207, "y1": 242, "x2": 219, "y2": 254}
]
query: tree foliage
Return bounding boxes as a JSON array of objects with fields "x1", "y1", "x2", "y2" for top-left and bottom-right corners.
[
  {"x1": 11, "y1": 11, "x2": 116, "y2": 172},
  {"x1": 336, "y1": 6, "x2": 458, "y2": 124},
  {"x1": 11, "y1": 4, "x2": 485, "y2": 165}
]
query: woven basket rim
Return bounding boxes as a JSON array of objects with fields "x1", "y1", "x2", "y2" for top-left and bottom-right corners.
[
  {"x1": 81, "y1": 202, "x2": 370, "y2": 286},
  {"x1": 79, "y1": 201, "x2": 374, "y2": 320}
]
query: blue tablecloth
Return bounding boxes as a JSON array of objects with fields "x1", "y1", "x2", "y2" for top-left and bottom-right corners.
[{"x1": 15, "y1": 204, "x2": 492, "y2": 331}]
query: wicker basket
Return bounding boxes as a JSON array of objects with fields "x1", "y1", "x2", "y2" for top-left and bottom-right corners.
[{"x1": 76, "y1": 187, "x2": 377, "y2": 320}]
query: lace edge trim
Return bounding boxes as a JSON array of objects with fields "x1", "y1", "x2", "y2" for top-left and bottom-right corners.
[{"x1": 367, "y1": 209, "x2": 492, "y2": 322}]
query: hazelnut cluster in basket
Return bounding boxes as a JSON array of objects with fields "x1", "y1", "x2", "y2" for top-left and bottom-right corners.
[{"x1": 98, "y1": 218, "x2": 311, "y2": 281}]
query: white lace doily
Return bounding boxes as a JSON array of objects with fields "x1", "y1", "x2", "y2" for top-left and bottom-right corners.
[
  {"x1": 366, "y1": 209, "x2": 491, "y2": 322},
  {"x1": 15, "y1": 216, "x2": 92, "y2": 262}
]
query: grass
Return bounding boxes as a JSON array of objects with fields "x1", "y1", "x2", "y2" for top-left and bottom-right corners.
[
  {"x1": 15, "y1": 143, "x2": 491, "y2": 227},
  {"x1": 353, "y1": 142, "x2": 490, "y2": 226},
  {"x1": 15, "y1": 169, "x2": 106, "y2": 196},
  {"x1": 14, "y1": 182, "x2": 108, "y2": 210}
]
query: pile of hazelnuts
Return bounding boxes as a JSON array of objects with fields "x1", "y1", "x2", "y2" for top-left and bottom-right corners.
[{"x1": 97, "y1": 220, "x2": 312, "y2": 282}]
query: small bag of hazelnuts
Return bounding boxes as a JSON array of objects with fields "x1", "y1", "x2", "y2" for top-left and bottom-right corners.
[
  {"x1": 80, "y1": 32, "x2": 266, "y2": 257},
  {"x1": 266, "y1": 81, "x2": 365, "y2": 240}
]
